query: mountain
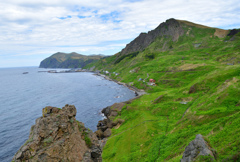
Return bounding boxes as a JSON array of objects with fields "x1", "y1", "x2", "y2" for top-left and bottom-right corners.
[
  {"x1": 119, "y1": 18, "x2": 228, "y2": 57},
  {"x1": 85, "y1": 19, "x2": 240, "y2": 161},
  {"x1": 39, "y1": 52, "x2": 104, "y2": 68}
]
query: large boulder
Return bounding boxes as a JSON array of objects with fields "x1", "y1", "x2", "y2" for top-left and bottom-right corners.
[
  {"x1": 103, "y1": 128, "x2": 112, "y2": 138},
  {"x1": 12, "y1": 104, "x2": 101, "y2": 162},
  {"x1": 101, "y1": 102, "x2": 126, "y2": 119},
  {"x1": 181, "y1": 134, "x2": 217, "y2": 162}
]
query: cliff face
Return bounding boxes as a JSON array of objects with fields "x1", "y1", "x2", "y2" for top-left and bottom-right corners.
[
  {"x1": 119, "y1": 18, "x2": 185, "y2": 57},
  {"x1": 12, "y1": 105, "x2": 102, "y2": 162},
  {"x1": 39, "y1": 52, "x2": 104, "y2": 68}
]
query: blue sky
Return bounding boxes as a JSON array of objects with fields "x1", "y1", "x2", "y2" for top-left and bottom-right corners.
[{"x1": 0, "y1": 0, "x2": 240, "y2": 67}]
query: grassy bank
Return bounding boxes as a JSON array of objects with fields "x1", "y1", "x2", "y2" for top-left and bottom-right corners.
[{"x1": 87, "y1": 20, "x2": 240, "y2": 161}]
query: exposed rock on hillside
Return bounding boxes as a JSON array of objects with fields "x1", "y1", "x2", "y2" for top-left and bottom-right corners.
[
  {"x1": 39, "y1": 52, "x2": 104, "y2": 68},
  {"x1": 227, "y1": 29, "x2": 240, "y2": 37},
  {"x1": 12, "y1": 105, "x2": 102, "y2": 162},
  {"x1": 96, "y1": 103, "x2": 126, "y2": 139},
  {"x1": 181, "y1": 134, "x2": 217, "y2": 162},
  {"x1": 119, "y1": 18, "x2": 184, "y2": 56}
]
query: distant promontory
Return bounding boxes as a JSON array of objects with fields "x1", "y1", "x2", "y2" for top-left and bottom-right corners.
[{"x1": 39, "y1": 52, "x2": 105, "y2": 68}]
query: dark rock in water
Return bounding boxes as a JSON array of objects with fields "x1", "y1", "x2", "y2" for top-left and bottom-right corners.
[
  {"x1": 96, "y1": 102, "x2": 126, "y2": 139},
  {"x1": 101, "y1": 103, "x2": 125, "y2": 119},
  {"x1": 102, "y1": 106, "x2": 111, "y2": 117},
  {"x1": 181, "y1": 134, "x2": 217, "y2": 162},
  {"x1": 12, "y1": 104, "x2": 103, "y2": 162}
]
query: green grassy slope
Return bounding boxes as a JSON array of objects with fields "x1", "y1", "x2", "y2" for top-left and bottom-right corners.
[{"x1": 89, "y1": 19, "x2": 240, "y2": 161}]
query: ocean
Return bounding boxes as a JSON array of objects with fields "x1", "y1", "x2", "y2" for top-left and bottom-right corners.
[{"x1": 0, "y1": 67, "x2": 135, "y2": 162}]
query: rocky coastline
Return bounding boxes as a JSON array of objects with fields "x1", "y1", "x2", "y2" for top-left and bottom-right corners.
[
  {"x1": 12, "y1": 105, "x2": 104, "y2": 162},
  {"x1": 12, "y1": 74, "x2": 146, "y2": 162},
  {"x1": 93, "y1": 73, "x2": 146, "y2": 96}
]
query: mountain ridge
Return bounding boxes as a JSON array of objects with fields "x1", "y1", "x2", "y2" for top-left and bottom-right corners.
[
  {"x1": 118, "y1": 18, "x2": 229, "y2": 59},
  {"x1": 39, "y1": 52, "x2": 104, "y2": 68},
  {"x1": 85, "y1": 18, "x2": 240, "y2": 161}
]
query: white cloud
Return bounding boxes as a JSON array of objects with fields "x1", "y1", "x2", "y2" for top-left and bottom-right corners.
[{"x1": 0, "y1": 0, "x2": 240, "y2": 67}]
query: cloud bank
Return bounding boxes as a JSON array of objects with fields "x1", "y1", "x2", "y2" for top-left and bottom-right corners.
[{"x1": 0, "y1": 0, "x2": 240, "y2": 67}]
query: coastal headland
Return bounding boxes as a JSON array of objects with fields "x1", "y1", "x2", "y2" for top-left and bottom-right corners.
[{"x1": 14, "y1": 18, "x2": 240, "y2": 161}]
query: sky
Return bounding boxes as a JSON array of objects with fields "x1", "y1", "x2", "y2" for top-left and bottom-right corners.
[{"x1": 0, "y1": 0, "x2": 240, "y2": 68}]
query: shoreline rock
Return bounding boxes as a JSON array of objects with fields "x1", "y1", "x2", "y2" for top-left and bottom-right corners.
[
  {"x1": 12, "y1": 105, "x2": 103, "y2": 162},
  {"x1": 93, "y1": 73, "x2": 146, "y2": 140},
  {"x1": 13, "y1": 74, "x2": 144, "y2": 161}
]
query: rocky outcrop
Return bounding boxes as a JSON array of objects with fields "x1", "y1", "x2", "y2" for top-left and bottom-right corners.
[
  {"x1": 119, "y1": 18, "x2": 184, "y2": 57},
  {"x1": 96, "y1": 103, "x2": 126, "y2": 139},
  {"x1": 227, "y1": 29, "x2": 240, "y2": 37},
  {"x1": 12, "y1": 105, "x2": 102, "y2": 162},
  {"x1": 181, "y1": 134, "x2": 217, "y2": 162}
]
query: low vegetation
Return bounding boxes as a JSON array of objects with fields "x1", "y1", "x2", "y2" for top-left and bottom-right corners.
[{"x1": 87, "y1": 19, "x2": 240, "y2": 161}]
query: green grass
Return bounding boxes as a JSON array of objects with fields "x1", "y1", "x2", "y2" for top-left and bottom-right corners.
[{"x1": 88, "y1": 24, "x2": 240, "y2": 161}]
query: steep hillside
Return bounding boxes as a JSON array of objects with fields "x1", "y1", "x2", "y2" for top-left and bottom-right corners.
[
  {"x1": 86, "y1": 19, "x2": 240, "y2": 161},
  {"x1": 39, "y1": 52, "x2": 103, "y2": 68}
]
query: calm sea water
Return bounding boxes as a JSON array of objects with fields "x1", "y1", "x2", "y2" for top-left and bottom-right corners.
[{"x1": 0, "y1": 67, "x2": 135, "y2": 162}]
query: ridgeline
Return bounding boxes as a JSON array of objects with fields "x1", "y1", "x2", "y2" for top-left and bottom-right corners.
[
  {"x1": 39, "y1": 52, "x2": 104, "y2": 68},
  {"x1": 86, "y1": 18, "x2": 240, "y2": 161},
  {"x1": 16, "y1": 18, "x2": 240, "y2": 161}
]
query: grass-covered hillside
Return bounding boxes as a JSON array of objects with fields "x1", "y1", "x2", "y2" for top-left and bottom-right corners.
[
  {"x1": 39, "y1": 52, "x2": 104, "y2": 68},
  {"x1": 87, "y1": 19, "x2": 240, "y2": 161}
]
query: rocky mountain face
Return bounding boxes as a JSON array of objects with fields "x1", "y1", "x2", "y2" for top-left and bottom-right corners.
[
  {"x1": 12, "y1": 105, "x2": 103, "y2": 162},
  {"x1": 39, "y1": 52, "x2": 104, "y2": 68},
  {"x1": 119, "y1": 18, "x2": 185, "y2": 57}
]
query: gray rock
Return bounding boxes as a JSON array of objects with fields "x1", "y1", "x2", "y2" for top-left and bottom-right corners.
[
  {"x1": 181, "y1": 134, "x2": 216, "y2": 162},
  {"x1": 95, "y1": 130, "x2": 104, "y2": 139},
  {"x1": 101, "y1": 106, "x2": 111, "y2": 117},
  {"x1": 103, "y1": 128, "x2": 112, "y2": 138},
  {"x1": 91, "y1": 146, "x2": 102, "y2": 159}
]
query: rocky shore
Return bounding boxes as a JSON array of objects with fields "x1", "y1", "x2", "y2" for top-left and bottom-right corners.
[
  {"x1": 92, "y1": 73, "x2": 146, "y2": 139},
  {"x1": 12, "y1": 74, "x2": 146, "y2": 162},
  {"x1": 12, "y1": 105, "x2": 103, "y2": 162},
  {"x1": 94, "y1": 73, "x2": 146, "y2": 96}
]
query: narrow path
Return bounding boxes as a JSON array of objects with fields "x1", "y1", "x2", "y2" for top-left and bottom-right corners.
[
  {"x1": 178, "y1": 97, "x2": 200, "y2": 124},
  {"x1": 181, "y1": 99, "x2": 197, "y2": 118}
]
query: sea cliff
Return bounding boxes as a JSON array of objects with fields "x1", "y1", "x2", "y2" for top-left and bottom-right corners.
[{"x1": 12, "y1": 105, "x2": 103, "y2": 162}]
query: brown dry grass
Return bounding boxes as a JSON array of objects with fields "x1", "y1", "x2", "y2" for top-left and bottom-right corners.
[
  {"x1": 177, "y1": 19, "x2": 213, "y2": 29},
  {"x1": 177, "y1": 19, "x2": 229, "y2": 39},
  {"x1": 214, "y1": 29, "x2": 229, "y2": 38}
]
